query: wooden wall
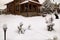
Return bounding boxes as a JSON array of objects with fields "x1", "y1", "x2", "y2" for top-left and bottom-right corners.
[
  {"x1": 6, "y1": 0, "x2": 41, "y2": 16},
  {"x1": 7, "y1": 2, "x2": 15, "y2": 14}
]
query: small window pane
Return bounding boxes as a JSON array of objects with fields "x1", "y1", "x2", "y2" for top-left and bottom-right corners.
[{"x1": 16, "y1": 6, "x2": 19, "y2": 11}]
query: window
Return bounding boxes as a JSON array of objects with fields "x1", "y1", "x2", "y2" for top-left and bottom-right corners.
[
  {"x1": 16, "y1": 6, "x2": 19, "y2": 11},
  {"x1": 33, "y1": 5, "x2": 36, "y2": 11},
  {"x1": 25, "y1": 4, "x2": 28, "y2": 8},
  {"x1": 25, "y1": 4, "x2": 28, "y2": 12},
  {"x1": 29, "y1": 4, "x2": 31, "y2": 9}
]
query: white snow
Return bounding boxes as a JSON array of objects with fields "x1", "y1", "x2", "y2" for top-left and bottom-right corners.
[
  {"x1": 20, "y1": 0, "x2": 40, "y2": 4},
  {"x1": 0, "y1": 14, "x2": 60, "y2": 40}
]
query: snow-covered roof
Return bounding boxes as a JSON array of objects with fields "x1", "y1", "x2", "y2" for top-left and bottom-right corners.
[{"x1": 20, "y1": 0, "x2": 40, "y2": 5}]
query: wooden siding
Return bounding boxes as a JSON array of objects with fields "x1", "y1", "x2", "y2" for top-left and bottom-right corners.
[{"x1": 6, "y1": 0, "x2": 42, "y2": 16}]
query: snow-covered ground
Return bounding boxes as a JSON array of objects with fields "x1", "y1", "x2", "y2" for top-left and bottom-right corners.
[{"x1": 0, "y1": 14, "x2": 60, "y2": 40}]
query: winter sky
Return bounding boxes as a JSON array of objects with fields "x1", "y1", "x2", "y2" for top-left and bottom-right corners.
[{"x1": 0, "y1": 0, "x2": 60, "y2": 9}]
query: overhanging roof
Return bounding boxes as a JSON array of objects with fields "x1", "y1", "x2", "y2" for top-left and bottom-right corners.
[
  {"x1": 5, "y1": 1, "x2": 14, "y2": 5},
  {"x1": 20, "y1": 0, "x2": 41, "y2": 5}
]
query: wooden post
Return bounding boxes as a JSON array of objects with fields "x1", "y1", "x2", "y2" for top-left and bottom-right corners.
[
  {"x1": 19, "y1": 5, "x2": 20, "y2": 14},
  {"x1": 31, "y1": 4, "x2": 33, "y2": 12},
  {"x1": 24, "y1": 4, "x2": 25, "y2": 12},
  {"x1": 36, "y1": 5, "x2": 38, "y2": 15},
  {"x1": 4, "y1": 30, "x2": 6, "y2": 40},
  {"x1": 27, "y1": 3, "x2": 29, "y2": 17},
  {"x1": 3, "y1": 25, "x2": 7, "y2": 40},
  {"x1": 28, "y1": 3, "x2": 30, "y2": 16}
]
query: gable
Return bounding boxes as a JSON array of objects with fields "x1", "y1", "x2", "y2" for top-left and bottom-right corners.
[
  {"x1": 33, "y1": 0, "x2": 39, "y2": 2},
  {"x1": 14, "y1": 0, "x2": 25, "y2": 3}
]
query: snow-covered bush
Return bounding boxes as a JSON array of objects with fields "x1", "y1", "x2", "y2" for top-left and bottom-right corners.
[
  {"x1": 47, "y1": 23, "x2": 54, "y2": 31},
  {"x1": 47, "y1": 38, "x2": 53, "y2": 40},
  {"x1": 49, "y1": 17, "x2": 54, "y2": 23},
  {"x1": 46, "y1": 16, "x2": 55, "y2": 31},
  {"x1": 53, "y1": 36, "x2": 58, "y2": 40},
  {"x1": 28, "y1": 25, "x2": 31, "y2": 30},
  {"x1": 17, "y1": 23, "x2": 25, "y2": 34},
  {"x1": 20, "y1": 23, "x2": 23, "y2": 27},
  {"x1": 42, "y1": 14, "x2": 47, "y2": 17}
]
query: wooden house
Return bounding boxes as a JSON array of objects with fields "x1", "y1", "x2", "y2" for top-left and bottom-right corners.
[{"x1": 6, "y1": 0, "x2": 42, "y2": 17}]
